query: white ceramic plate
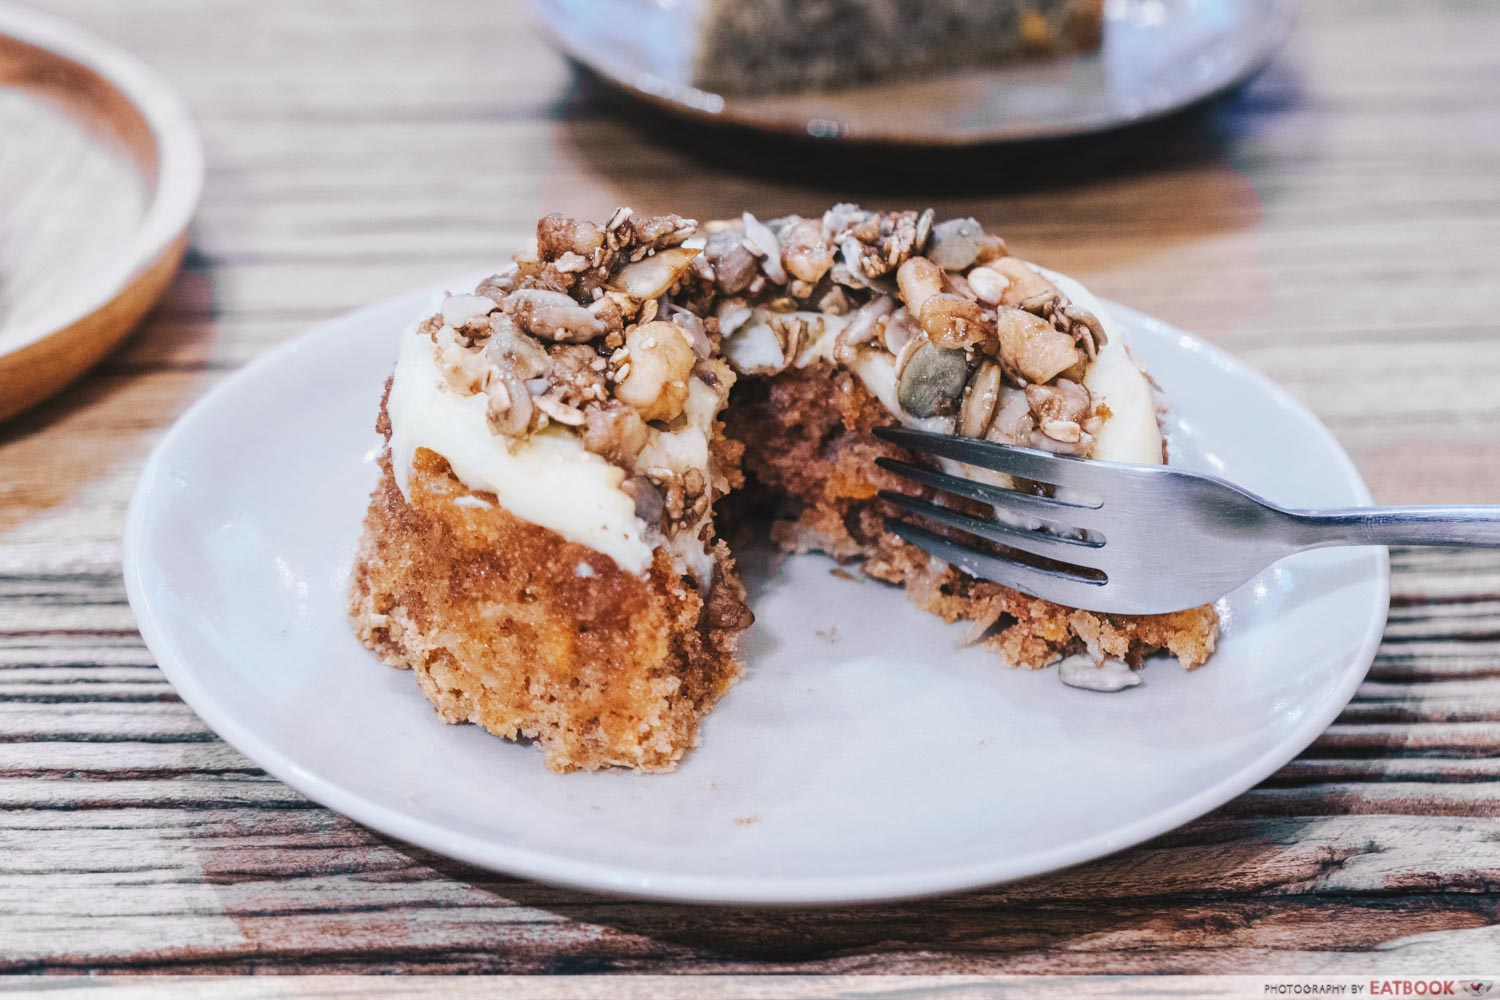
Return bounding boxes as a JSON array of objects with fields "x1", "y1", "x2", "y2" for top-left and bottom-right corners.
[
  {"x1": 528, "y1": 0, "x2": 1295, "y2": 145},
  {"x1": 124, "y1": 284, "x2": 1387, "y2": 905}
]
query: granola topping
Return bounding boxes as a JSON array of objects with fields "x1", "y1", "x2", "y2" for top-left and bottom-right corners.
[{"x1": 393, "y1": 205, "x2": 1165, "y2": 581}]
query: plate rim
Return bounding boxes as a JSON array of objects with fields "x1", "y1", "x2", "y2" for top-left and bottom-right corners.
[
  {"x1": 123, "y1": 285, "x2": 1390, "y2": 906},
  {"x1": 525, "y1": 0, "x2": 1298, "y2": 147}
]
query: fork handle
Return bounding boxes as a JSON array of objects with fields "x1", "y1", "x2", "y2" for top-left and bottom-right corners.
[{"x1": 1287, "y1": 506, "x2": 1500, "y2": 549}]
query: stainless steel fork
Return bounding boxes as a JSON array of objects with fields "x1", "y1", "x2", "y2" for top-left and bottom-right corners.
[{"x1": 873, "y1": 425, "x2": 1500, "y2": 615}]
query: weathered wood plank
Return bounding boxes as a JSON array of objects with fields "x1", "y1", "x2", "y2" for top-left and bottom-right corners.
[
  {"x1": 0, "y1": 807, "x2": 1495, "y2": 973},
  {"x1": 0, "y1": 0, "x2": 1496, "y2": 976}
]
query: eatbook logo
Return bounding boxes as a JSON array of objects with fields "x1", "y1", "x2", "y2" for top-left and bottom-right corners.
[{"x1": 1462, "y1": 983, "x2": 1493, "y2": 997}]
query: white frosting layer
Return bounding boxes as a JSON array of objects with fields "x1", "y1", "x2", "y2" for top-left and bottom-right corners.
[
  {"x1": 1050, "y1": 268, "x2": 1164, "y2": 467},
  {"x1": 1046, "y1": 269, "x2": 1163, "y2": 466},
  {"x1": 387, "y1": 323, "x2": 655, "y2": 575}
]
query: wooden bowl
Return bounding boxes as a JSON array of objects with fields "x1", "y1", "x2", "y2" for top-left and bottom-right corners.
[{"x1": 0, "y1": 3, "x2": 202, "y2": 423}]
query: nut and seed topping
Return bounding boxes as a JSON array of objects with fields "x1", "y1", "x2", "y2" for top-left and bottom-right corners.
[
  {"x1": 417, "y1": 205, "x2": 1119, "y2": 539},
  {"x1": 896, "y1": 256, "x2": 944, "y2": 314},
  {"x1": 615, "y1": 321, "x2": 696, "y2": 423},
  {"x1": 996, "y1": 307, "x2": 1080, "y2": 384},
  {"x1": 919, "y1": 293, "x2": 995, "y2": 351}
]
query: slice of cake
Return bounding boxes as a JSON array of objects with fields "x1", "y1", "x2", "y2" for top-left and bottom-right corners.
[
  {"x1": 691, "y1": 0, "x2": 1105, "y2": 95},
  {"x1": 349, "y1": 205, "x2": 1218, "y2": 773}
]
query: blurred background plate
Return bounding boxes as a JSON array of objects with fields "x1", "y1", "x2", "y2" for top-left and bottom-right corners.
[
  {"x1": 0, "y1": 2, "x2": 202, "y2": 422},
  {"x1": 528, "y1": 0, "x2": 1295, "y2": 146}
]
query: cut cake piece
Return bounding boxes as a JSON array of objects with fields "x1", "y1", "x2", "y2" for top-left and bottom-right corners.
[{"x1": 349, "y1": 204, "x2": 1218, "y2": 773}]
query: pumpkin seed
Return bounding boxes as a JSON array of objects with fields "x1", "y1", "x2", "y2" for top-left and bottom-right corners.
[
  {"x1": 897, "y1": 342, "x2": 970, "y2": 418},
  {"x1": 927, "y1": 217, "x2": 985, "y2": 271}
]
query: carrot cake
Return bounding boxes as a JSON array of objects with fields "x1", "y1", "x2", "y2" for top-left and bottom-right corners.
[{"x1": 348, "y1": 205, "x2": 1218, "y2": 772}]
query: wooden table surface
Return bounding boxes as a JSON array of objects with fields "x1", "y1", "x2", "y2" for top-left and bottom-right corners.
[{"x1": 3, "y1": 0, "x2": 1499, "y2": 975}]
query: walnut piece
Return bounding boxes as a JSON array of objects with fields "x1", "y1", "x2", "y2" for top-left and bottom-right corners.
[{"x1": 616, "y1": 321, "x2": 696, "y2": 422}]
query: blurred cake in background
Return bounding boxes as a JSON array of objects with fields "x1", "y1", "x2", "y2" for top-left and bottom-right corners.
[{"x1": 692, "y1": 0, "x2": 1104, "y2": 94}]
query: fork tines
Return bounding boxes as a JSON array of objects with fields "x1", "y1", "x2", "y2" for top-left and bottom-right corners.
[{"x1": 872, "y1": 425, "x2": 1110, "y2": 602}]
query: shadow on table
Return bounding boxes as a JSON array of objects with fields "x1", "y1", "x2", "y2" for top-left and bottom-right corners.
[
  {"x1": 544, "y1": 57, "x2": 1303, "y2": 205},
  {"x1": 385, "y1": 806, "x2": 1396, "y2": 973}
]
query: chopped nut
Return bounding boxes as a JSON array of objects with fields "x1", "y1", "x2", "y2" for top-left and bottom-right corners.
[
  {"x1": 616, "y1": 320, "x2": 696, "y2": 422},
  {"x1": 781, "y1": 217, "x2": 834, "y2": 284},
  {"x1": 944, "y1": 271, "x2": 976, "y2": 301},
  {"x1": 838, "y1": 294, "x2": 894, "y2": 350},
  {"x1": 822, "y1": 202, "x2": 872, "y2": 241},
  {"x1": 580, "y1": 401, "x2": 649, "y2": 466},
  {"x1": 485, "y1": 374, "x2": 533, "y2": 436},
  {"x1": 1040, "y1": 418, "x2": 1082, "y2": 443},
  {"x1": 544, "y1": 343, "x2": 610, "y2": 408},
  {"x1": 693, "y1": 357, "x2": 735, "y2": 397},
  {"x1": 683, "y1": 467, "x2": 706, "y2": 501},
  {"x1": 1026, "y1": 379, "x2": 1091, "y2": 425},
  {"x1": 768, "y1": 314, "x2": 808, "y2": 365},
  {"x1": 896, "y1": 256, "x2": 944, "y2": 313},
  {"x1": 475, "y1": 271, "x2": 518, "y2": 304},
  {"x1": 608, "y1": 246, "x2": 701, "y2": 300},
  {"x1": 818, "y1": 286, "x2": 852, "y2": 316},
  {"x1": 441, "y1": 293, "x2": 496, "y2": 330},
  {"x1": 985, "y1": 257, "x2": 1062, "y2": 310},
  {"x1": 986, "y1": 385, "x2": 1034, "y2": 445},
  {"x1": 632, "y1": 213, "x2": 698, "y2": 252},
  {"x1": 996, "y1": 307, "x2": 1080, "y2": 383},
  {"x1": 537, "y1": 213, "x2": 605, "y2": 262},
  {"x1": 914, "y1": 208, "x2": 935, "y2": 253},
  {"x1": 919, "y1": 293, "x2": 995, "y2": 350},
  {"x1": 503, "y1": 288, "x2": 606, "y2": 343},
  {"x1": 967, "y1": 265, "x2": 1008, "y2": 304},
  {"x1": 435, "y1": 329, "x2": 490, "y2": 394},
  {"x1": 534, "y1": 395, "x2": 586, "y2": 426},
  {"x1": 1061, "y1": 303, "x2": 1108, "y2": 358},
  {"x1": 704, "y1": 230, "x2": 759, "y2": 294},
  {"x1": 553, "y1": 251, "x2": 590, "y2": 273},
  {"x1": 586, "y1": 295, "x2": 624, "y2": 338},
  {"x1": 742, "y1": 212, "x2": 786, "y2": 283},
  {"x1": 667, "y1": 307, "x2": 713, "y2": 357},
  {"x1": 483, "y1": 315, "x2": 551, "y2": 381}
]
